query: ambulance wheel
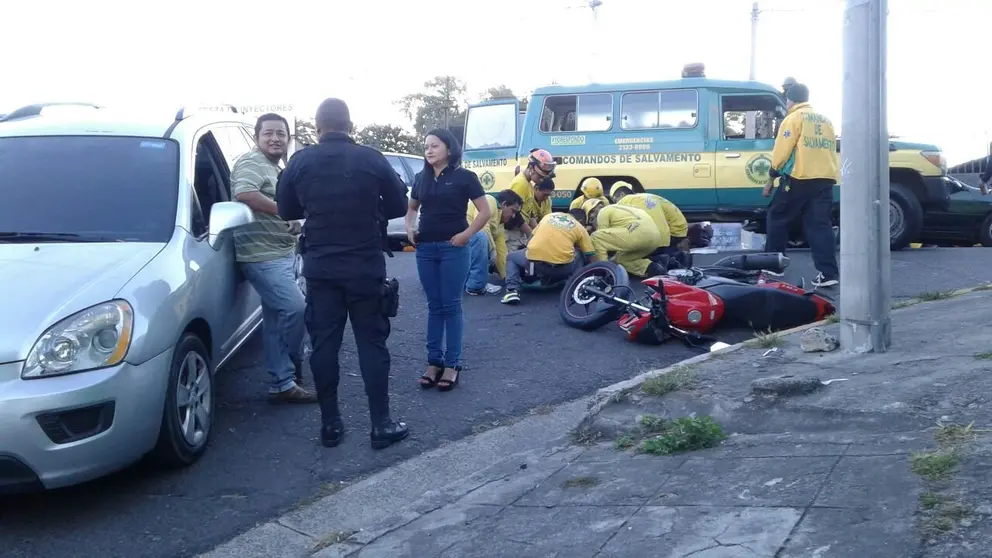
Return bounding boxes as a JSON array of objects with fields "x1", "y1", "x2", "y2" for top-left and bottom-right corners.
[
  {"x1": 888, "y1": 182, "x2": 923, "y2": 251},
  {"x1": 559, "y1": 261, "x2": 631, "y2": 331}
]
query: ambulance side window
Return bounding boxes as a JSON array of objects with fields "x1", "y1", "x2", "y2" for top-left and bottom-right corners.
[
  {"x1": 721, "y1": 94, "x2": 783, "y2": 140},
  {"x1": 540, "y1": 94, "x2": 613, "y2": 133}
]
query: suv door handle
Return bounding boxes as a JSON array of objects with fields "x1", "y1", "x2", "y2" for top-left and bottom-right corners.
[{"x1": 724, "y1": 153, "x2": 741, "y2": 159}]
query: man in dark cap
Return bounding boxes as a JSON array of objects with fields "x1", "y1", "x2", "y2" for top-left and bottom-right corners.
[
  {"x1": 764, "y1": 83, "x2": 840, "y2": 289},
  {"x1": 781, "y1": 76, "x2": 797, "y2": 96},
  {"x1": 276, "y1": 98, "x2": 411, "y2": 450}
]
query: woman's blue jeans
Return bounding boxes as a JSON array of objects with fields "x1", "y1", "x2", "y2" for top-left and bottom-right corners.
[{"x1": 416, "y1": 241, "x2": 471, "y2": 368}]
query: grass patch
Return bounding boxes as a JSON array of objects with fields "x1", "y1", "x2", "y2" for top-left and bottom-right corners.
[
  {"x1": 639, "y1": 414, "x2": 666, "y2": 433},
  {"x1": 920, "y1": 492, "x2": 942, "y2": 510},
  {"x1": 976, "y1": 351, "x2": 992, "y2": 361},
  {"x1": 571, "y1": 425, "x2": 602, "y2": 446},
  {"x1": 933, "y1": 422, "x2": 977, "y2": 447},
  {"x1": 614, "y1": 435, "x2": 636, "y2": 450},
  {"x1": 917, "y1": 289, "x2": 957, "y2": 302},
  {"x1": 311, "y1": 530, "x2": 357, "y2": 553},
  {"x1": 640, "y1": 416, "x2": 727, "y2": 455},
  {"x1": 750, "y1": 328, "x2": 784, "y2": 348},
  {"x1": 892, "y1": 299, "x2": 918, "y2": 309},
  {"x1": 562, "y1": 476, "x2": 600, "y2": 489},
  {"x1": 642, "y1": 366, "x2": 696, "y2": 396},
  {"x1": 910, "y1": 450, "x2": 960, "y2": 482},
  {"x1": 824, "y1": 314, "x2": 839, "y2": 324}
]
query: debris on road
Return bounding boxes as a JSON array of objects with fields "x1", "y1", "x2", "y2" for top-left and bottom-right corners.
[{"x1": 800, "y1": 327, "x2": 840, "y2": 353}]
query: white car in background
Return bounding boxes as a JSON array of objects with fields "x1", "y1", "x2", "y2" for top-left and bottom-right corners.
[{"x1": 382, "y1": 151, "x2": 422, "y2": 248}]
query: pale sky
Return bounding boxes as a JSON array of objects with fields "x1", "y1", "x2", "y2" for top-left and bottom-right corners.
[{"x1": 2, "y1": 0, "x2": 987, "y2": 163}]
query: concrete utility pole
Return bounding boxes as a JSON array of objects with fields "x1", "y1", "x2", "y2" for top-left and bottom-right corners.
[
  {"x1": 839, "y1": 0, "x2": 891, "y2": 353},
  {"x1": 749, "y1": 2, "x2": 759, "y2": 80}
]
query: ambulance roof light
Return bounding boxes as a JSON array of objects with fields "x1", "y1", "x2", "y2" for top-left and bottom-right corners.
[{"x1": 682, "y1": 63, "x2": 706, "y2": 78}]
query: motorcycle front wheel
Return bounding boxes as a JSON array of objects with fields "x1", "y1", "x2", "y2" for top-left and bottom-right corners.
[{"x1": 559, "y1": 261, "x2": 631, "y2": 331}]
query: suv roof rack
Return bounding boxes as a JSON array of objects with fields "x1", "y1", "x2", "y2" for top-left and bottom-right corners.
[
  {"x1": 174, "y1": 104, "x2": 239, "y2": 122},
  {"x1": 0, "y1": 102, "x2": 102, "y2": 122}
]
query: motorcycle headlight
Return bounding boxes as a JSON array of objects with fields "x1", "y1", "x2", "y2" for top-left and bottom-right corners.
[{"x1": 21, "y1": 300, "x2": 134, "y2": 379}]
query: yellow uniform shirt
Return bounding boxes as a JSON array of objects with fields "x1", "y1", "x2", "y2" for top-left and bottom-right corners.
[
  {"x1": 509, "y1": 172, "x2": 551, "y2": 225},
  {"x1": 771, "y1": 102, "x2": 840, "y2": 182},
  {"x1": 525, "y1": 212, "x2": 596, "y2": 265},
  {"x1": 616, "y1": 193, "x2": 688, "y2": 242},
  {"x1": 466, "y1": 194, "x2": 509, "y2": 278},
  {"x1": 568, "y1": 194, "x2": 610, "y2": 211}
]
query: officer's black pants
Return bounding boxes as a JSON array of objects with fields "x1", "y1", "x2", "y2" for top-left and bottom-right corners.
[
  {"x1": 305, "y1": 277, "x2": 391, "y2": 426},
  {"x1": 765, "y1": 177, "x2": 839, "y2": 280}
]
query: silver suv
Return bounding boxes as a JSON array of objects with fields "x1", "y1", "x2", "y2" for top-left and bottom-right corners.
[{"x1": 0, "y1": 102, "x2": 269, "y2": 492}]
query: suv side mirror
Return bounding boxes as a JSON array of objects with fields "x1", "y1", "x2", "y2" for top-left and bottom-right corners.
[{"x1": 209, "y1": 201, "x2": 254, "y2": 249}]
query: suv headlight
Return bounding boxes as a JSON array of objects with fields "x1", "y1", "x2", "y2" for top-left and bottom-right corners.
[{"x1": 21, "y1": 300, "x2": 134, "y2": 379}]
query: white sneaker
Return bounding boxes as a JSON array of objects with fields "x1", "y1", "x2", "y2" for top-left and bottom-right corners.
[
  {"x1": 484, "y1": 283, "x2": 503, "y2": 294},
  {"x1": 812, "y1": 272, "x2": 839, "y2": 288}
]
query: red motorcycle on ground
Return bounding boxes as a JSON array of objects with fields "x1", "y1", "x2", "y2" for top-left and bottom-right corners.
[{"x1": 558, "y1": 253, "x2": 836, "y2": 350}]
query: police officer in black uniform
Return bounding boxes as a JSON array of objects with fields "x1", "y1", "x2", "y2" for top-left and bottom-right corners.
[{"x1": 276, "y1": 98, "x2": 410, "y2": 450}]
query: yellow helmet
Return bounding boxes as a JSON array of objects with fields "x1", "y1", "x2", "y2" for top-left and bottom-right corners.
[
  {"x1": 581, "y1": 197, "x2": 606, "y2": 220},
  {"x1": 611, "y1": 180, "x2": 634, "y2": 200},
  {"x1": 579, "y1": 177, "x2": 604, "y2": 199}
]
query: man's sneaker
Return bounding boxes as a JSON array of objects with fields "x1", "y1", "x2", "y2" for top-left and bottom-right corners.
[
  {"x1": 268, "y1": 385, "x2": 318, "y2": 404},
  {"x1": 466, "y1": 283, "x2": 503, "y2": 296},
  {"x1": 501, "y1": 290, "x2": 521, "y2": 305},
  {"x1": 812, "y1": 272, "x2": 839, "y2": 288}
]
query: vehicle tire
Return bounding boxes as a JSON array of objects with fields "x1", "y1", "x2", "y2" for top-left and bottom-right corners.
[
  {"x1": 152, "y1": 333, "x2": 214, "y2": 469},
  {"x1": 559, "y1": 261, "x2": 631, "y2": 331},
  {"x1": 979, "y1": 213, "x2": 992, "y2": 247},
  {"x1": 889, "y1": 182, "x2": 923, "y2": 251}
]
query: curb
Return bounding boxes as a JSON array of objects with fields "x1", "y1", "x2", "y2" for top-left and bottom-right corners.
[
  {"x1": 583, "y1": 281, "x2": 992, "y2": 421},
  {"x1": 582, "y1": 317, "x2": 833, "y2": 420}
]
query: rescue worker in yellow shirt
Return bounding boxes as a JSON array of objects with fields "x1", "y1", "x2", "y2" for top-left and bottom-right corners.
[
  {"x1": 465, "y1": 189, "x2": 524, "y2": 296},
  {"x1": 611, "y1": 183, "x2": 692, "y2": 269},
  {"x1": 568, "y1": 177, "x2": 611, "y2": 212},
  {"x1": 505, "y1": 148, "x2": 556, "y2": 251},
  {"x1": 763, "y1": 83, "x2": 839, "y2": 289},
  {"x1": 582, "y1": 198, "x2": 665, "y2": 278},
  {"x1": 501, "y1": 211, "x2": 600, "y2": 305}
]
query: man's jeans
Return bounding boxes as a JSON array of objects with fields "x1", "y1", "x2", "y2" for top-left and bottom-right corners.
[
  {"x1": 465, "y1": 230, "x2": 492, "y2": 291},
  {"x1": 505, "y1": 249, "x2": 583, "y2": 291},
  {"x1": 765, "y1": 177, "x2": 839, "y2": 280},
  {"x1": 242, "y1": 253, "x2": 307, "y2": 394}
]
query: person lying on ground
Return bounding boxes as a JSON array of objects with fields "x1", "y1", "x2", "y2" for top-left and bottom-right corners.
[
  {"x1": 465, "y1": 189, "x2": 523, "y2": 296},
  {"x1": 501, "y1": 211, "x2": 599, "y2": 305}
]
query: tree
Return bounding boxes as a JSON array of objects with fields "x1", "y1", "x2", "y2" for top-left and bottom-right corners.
[
  {"x1": 481, "y1": 85, "x2": 529, "y2": 112},
  {"x1": 294, "y1": 118, "x2": 318, "y2": 147},
  {"x1": 355, "y1": 124, "x2": 420, "y2": 155},
  {"x1": 396, "y1": 76, "x2": 468, "y2": 138}
]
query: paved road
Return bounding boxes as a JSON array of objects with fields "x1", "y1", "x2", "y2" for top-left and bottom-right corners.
[{"x1": 2, "y1": 247, "x2": 991, "y2": 558}]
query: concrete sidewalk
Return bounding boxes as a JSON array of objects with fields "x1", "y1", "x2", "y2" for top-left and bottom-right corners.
[{"x1": 201, "y1": 287, "x2": 992, "y2": 558}]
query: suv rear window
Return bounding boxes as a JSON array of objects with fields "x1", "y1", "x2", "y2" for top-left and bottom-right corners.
[{"x1": 0, "y1": 136, "x2": 180, "y2": 243}]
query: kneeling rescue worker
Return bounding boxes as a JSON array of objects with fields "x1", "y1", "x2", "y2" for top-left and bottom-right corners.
[
  {"x1": 568, "y1": 177, "x2": 611, "y2": 211},
  {"x1": 611, "y1": 183, "x2": 691, "y2": 268},
  {"x1": 505, "y1": 148, "x2": 557, "y2": 251},
  {"x1": 501, "y1": 211, "x2": 600, "y2": 305},
  {"x1": 582, "y1": 198, "x2": 664, "y2": 277}
]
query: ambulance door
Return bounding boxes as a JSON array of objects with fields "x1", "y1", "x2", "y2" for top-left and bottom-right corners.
[
  {"x1": 462, "y1": 99, "x2": 520, "y2": 195},
  {"x1": 713, "y1": 92, "x2": 785, "y2": 209}
]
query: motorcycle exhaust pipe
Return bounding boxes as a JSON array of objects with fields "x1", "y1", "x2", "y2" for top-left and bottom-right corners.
[{"x1": 710, "y1": 252, "x2": 790, "y2": 274}]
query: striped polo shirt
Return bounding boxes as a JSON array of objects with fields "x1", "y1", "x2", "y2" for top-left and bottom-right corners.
[{"x1": 231, "y1": 148, "x2": 297, "y2": 263}]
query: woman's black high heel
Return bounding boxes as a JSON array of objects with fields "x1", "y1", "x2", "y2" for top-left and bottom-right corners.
[{"x1": 437, "y1": 367, "x2": 461, "y2": 392}]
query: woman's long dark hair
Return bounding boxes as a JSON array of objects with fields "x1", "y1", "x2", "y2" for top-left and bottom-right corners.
[{"x1": 416, "y1": 128, "x2": 464, "y2": 197}]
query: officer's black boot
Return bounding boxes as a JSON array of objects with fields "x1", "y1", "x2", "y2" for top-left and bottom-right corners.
[
  {"x1": 370, "y1": 419, "x2": 409, "y2": 450},
  {"x1": 369, "y1": 397, "x2": 408, "y2": 450},
  {"x1": 321, "y1": 418, "x2": 345, "y2": 448}
]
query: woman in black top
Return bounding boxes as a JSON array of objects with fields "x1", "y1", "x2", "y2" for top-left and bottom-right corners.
[{"x1": 405, "y1": 129, "x2": 491, "y2": 391}]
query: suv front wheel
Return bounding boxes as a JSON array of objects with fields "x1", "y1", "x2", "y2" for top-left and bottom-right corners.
[{"x1": 152, "y1": 333, "x2": 214, "y2": 468}]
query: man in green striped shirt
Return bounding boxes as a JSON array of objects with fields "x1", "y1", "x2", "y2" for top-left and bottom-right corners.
[{"x1": 233, "y1": 113, "x2": 316, "y2": 404}]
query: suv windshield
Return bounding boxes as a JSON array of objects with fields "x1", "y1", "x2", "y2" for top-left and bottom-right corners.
[{"x1": 0, "y1": 136, "x2": 180, "y2": 243}]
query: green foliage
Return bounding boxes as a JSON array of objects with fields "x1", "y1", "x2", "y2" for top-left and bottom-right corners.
[
  {"x1": 396, "y1": 76, "x2": 468, "y2": 138},
  {"x1": 640, "y1": 416, "x2": 727, "y2": 455},
  {"x1": 354, "y1": 124, "x2": 420, "y2": 155}
]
